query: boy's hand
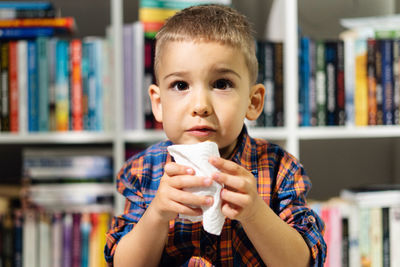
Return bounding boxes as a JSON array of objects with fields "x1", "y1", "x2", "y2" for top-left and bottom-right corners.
[
  {"x1": 149, "y1": 162, "x2": 214, "y2": 224},
  {"x1": 209, "y1": 157, "x2": 264, "y2": 223}
]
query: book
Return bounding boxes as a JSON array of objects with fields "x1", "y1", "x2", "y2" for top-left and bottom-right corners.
[
  {"x1": 380, "y1": 39, "x2": 394, "y2": 125},
  {"x1": 39, "y1": 212, "x2": 51, "y2": 267},
  {"x1": 263, "y1": 41, "x2": 275, "y2": 127},
  {"x1": 63, "y1": 213, "x2": 73, "y2": 267},
  {"x1": 23, "y1": 210, "x2": 38, "y2": 267},
  {"x1": 1, "y1": 42, "x2": 10, "y2": 131},
  {"x1": 316, "y1": 40, "x2": 327, "y2": 126},
  {"x1": 72, "y1": 213, "x2": 82, "y2": 267},
  {"x1": 389, "y1": 206, "x2": 400, "y2": 267},
  {"x1": 51, "y1": 213, "x2": 63, "y2": 267},
  {"x1": 27, "y1": 40, "x2": 39, "y2": 132},
  {"x1": 0, "y1": 17, "x2": 76, "y2": 33},
  {"x1": 80, "y1": 213, "x2": 91, "y2": 267},
  {"x1": 18, "y1": 40, "x2": 28, "y2": 134},
  {"x1": 325, "y1": 41, "x2": 338, "y2": 126},
  {"x1": 354, "y1": 39, "x2": 368, "y2": 126},
  {"x1": 0, "y1": 2, "x2": 53, "y2": 10},
  {"x1": 14, "y1": 210, "x2": 23, "y2": 267},
  {"x1": 70, "y1": 39, "x2": 83, "y2": 131},
  {"x1": 0, "y1": 8, "x2": 56, "y2": 20},
  {"x1": 0, "y1": 27, "x2": 55, "y2": 39},
  {"x1": 9, "y1": 40, "x2": 19, "y2": 132},
  {"x1": 274, "y1": 42, "x2": 284, "y2": 127},
  {"x1": 367, "y1": 38, "x2": 377, "y2": 125},
  {"x1": 336, "y1": 41, "x2": 346, "y2": 126},
  {"x1": 48, "y1": 38, "x2": 57, "y2": 131},
  {"x1": 55, "y1": 39, "x2": 69, "y2": 131},
  {"x1": 37, "y1": 37, "x2": 49, "y2": 132},
  {"x1": 393, "y1": 39, "x2": 400, "y2": 125},
  {"x1": 299, "y1": 37, "x2": 311, "y2": 127}
]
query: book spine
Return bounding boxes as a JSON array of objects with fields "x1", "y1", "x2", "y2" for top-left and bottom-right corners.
[
  {"x1": 376, "y1": 40, "x2": 384, "y2": 125},
  {"x1": 299, "y1": 37, "x2": 311, "y2": 126},
  {"x1": 0, "y1": 27, "x2": 54, "y2": 39},
  {"x1": 55, "y1": 40, "x2": 70, "y2": 131},
  {"x1": 12, "y1": 9, "x2": 56, "y2": 19},
  {"x1": 359, "y1": 207, "x2": 371, "y2": 267},
  {"x1": 309, "y1": 40, "x2": 317, "y2": 126},
  {"x1": 51, "y1": 213, "x2": 63, "y2": 267},
  {"x1": 393, "y1": 39, "x2": 400, "y2": 125},
  {"x1": 37, "y1": 37, "x2": 49, "y2": 132},
  {"x1": 370, "y1": 207, "x2": 383, "y2": 267},
  {"x1": 0, "y1": 17, "x2": 75, "y2": 32},
  {"x1": 0, "y1": 2, "x2": 53, "y2": 10},
  {"x1": 1, "y1": 42, "x2": 10, "y2": 131},
  {"x1": 132, "y1": 22, "x2": 145, "y2": 130},
  {"x1": 23, "y1": 211, "x2": 38, "y2": 267},
  {"x1": 264, "y1": 41, "x2": 275, "y2": 127},
  {"x1": 390, "y1": 207, "x2": 400, "y2": 267},
  {"x1": 81, "y1": 42, "x2": 90, "y2": 130},
  {"x1": 274, "y1": 42, "x2": 284, "y2": 127},
  {"x1": 17, "y1": 40, "x2": 28, "y2": 134},
  {"x1": 80, "y1": 213, "x2": 91, "y2": 267},
  {"x1": 14, "y1": 210, "x2": 23, "y2": 267},
  {"x1": 144, "y1": 37, "x2": 156, "y2": 129},
  {"x1": 94, "y1": 40, "x2": 104, "y2": 131},
  {"x1": 2, "y1": 213, "x2": 14, "y2": 267},
  {"x1": 27, "y1": 40, "x2": 39, "y2": 132},
  {"x1": 367, "y1": 38, "x2": 377, "y2": 125},
  {"x1": 39, "y1": 212, "x2": 51, "y2": 267},
  {"x1": 48, "y1": 38, "x2": 57, "y2": 131},
  {"x1": 354, "y1": 39, "x2": 368, "y2": 126},
  {"x1": 72, "y1": 213, "x2": 82, "y2": 267},
  {"x1": 316, "y1": 40, "x2": 327, "y2": 126},
  {"x1": 325, "y1": 41, "x2": 337, "y2": 126},
  {"x1": 123, "y1": 24, "x2": 134, "y2": 130},
  {"x1": 336, "y1": 41, "x2": 346, "y2": 126},
  {"x1": 382, "y1": 207, "x2": 390, "y2": 267},
  {"x1": 343, "y1": 35, "x2": 355, "y2": 126},
  {"x1": 381, "y1": 39, "x2": 394, "y2": 125},
  {"x1": 70, "y1": 39, "x2": 83, "y2": 131},
  {"x1": 63, "y1": 213, "x2": 73, "y2": 267},
  {"x1": 9, "y1": 40, "x2": 19, "y2": 132}
]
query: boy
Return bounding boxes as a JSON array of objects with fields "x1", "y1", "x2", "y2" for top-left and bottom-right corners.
[{"x1": 105, "y1": 4, "x2": 326, "y2": 267}]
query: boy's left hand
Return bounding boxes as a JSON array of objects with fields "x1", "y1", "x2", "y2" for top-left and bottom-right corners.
[{"x1": 209, "y1": 156, "x2": 264, "y2": 223}]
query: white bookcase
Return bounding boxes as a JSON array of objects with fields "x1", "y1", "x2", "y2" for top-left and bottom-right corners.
[{"x1": 2, "y1": 0, "x2": 400, "y2": 213}]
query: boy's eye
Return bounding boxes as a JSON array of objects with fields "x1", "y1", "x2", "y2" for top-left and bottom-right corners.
[
  {"x1": 213, "y1": 79, "x2": 233, "y2": 90},
  {"x1": 172, "y1": 81, "x2": 189, "y2": 91}
]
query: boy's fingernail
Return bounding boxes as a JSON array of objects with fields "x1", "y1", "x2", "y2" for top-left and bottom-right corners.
[
  {"x1": 186, "y1": 168, "x2": 194, "y2": 174},
  {"x1": 204, "y1": 178, "x2": 212, "y2": 185},
  {"x1": 205, "y1": 197, "x2": 213, "y2": 205}
]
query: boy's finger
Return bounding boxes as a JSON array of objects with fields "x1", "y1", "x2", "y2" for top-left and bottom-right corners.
[
  {"x1": 212, "y1": 172, "x2": 247, "y2": 193},
  {"x1": 168, "y1": 175, "x2": 213, "y2": 189},
  {"x1": 170, "y1": 187, "x2": 213, "y2": 207},
  {"x1": 209, "y1": 156, "x2": 243, "y2": 175},
  {"x1": 164, "y1": 162, "x2": 195, "y2": 176}
]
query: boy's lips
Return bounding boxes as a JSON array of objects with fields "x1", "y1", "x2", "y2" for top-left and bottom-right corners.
[{"x1": 186, "y1": 126, "x2": 216, "y2": 137}]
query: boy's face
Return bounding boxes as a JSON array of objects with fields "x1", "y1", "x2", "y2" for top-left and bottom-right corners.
[{"x1": 149, "y1": 41, "x2": 264, "y2": 158}]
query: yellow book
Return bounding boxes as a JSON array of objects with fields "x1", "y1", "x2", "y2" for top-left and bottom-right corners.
[
  {"x1": 139, "y1": 7, "x2": 179, "y2": 23},
  {"x1": 97, "y1": 213, "x2": 110, "y2": 267},
  {"x1": 354, "y1": 39, "x2": 368, "y2": 126}
]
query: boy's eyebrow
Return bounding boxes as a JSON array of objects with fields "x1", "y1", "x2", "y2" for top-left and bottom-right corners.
[
  {"x1": 163, "y1": 71, "x2": 189, "y2": 81},
  {"x1": 213, "y1": 68, "x2": 241, "y2": 79}
]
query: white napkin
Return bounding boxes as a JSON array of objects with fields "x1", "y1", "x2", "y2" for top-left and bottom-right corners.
[{"x1": 167, "y1": 141, "x2": 225, "y2": 235}]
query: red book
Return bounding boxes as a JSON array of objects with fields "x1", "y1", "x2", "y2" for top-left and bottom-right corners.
[
  {"x1": 0, "y1": 17, "x2": 76, "y2": 33},
  {"x1": 70, "y1": 39, "x2": 83, "y2": 131},
  {"x1": 9, "y1": 41, "x2": 19, "y2": 133}
]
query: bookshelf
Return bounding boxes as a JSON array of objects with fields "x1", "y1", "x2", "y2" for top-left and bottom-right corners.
[{"x1": 1, "y1": 0, "x2": 400, "y2": 210}]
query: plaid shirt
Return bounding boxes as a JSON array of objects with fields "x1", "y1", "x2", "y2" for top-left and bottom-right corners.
[{"x1": 105, "y1": 126, "x2": 326, "y2": 266}]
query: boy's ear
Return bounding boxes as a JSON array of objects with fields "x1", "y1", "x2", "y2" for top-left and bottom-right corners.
[
  {"x1": 148, "y1": 84, "x2": 163, "y2": 122},
  {"x1": 245, "y1": 83, "x2": 265, "y2": 121}
]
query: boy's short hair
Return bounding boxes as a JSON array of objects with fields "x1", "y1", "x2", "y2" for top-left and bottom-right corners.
[{"x1": 154, "y1": 4, "x2": 258, "y2": 85}]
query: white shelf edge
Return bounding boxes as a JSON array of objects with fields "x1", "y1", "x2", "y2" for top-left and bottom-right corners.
[
  {"x1": 123, "y1": 130, "x2": 167, "y2": 143},
  {"x1": 247, "y1": 127, "x2": 288, "y2": 140},
  {"x1": 299, "y1": 126, "x2": 400, "y2": 140},
  {"x1": 0, "y1": 132, "x2": 114, "y2": 144}
]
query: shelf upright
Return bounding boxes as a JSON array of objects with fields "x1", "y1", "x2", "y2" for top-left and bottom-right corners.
[
  {"x1": 283, "y1": 0, "x2": 299, "y2": 158},
  {"x1": 111, "y1": 0, "x2": 125, "y2": 214}
]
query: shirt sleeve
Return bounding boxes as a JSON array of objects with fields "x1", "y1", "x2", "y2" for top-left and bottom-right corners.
[
  {"x1": 104, "y1": 158, "x2": 147, "y2": 266},
  {"x1": 273, "y1": 153, "x2": 327, "y2": 267}
]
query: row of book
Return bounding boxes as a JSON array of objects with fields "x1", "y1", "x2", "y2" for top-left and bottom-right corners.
[
  {"x1": 312, "y1": 186, "x2": 400, "y2": 267},
  {"x1": 0, "y1": 37, "x2": 113, "y2": 133},
  {"x1": 299, "y1": 34, "x2": 400, "y2": 127},
  {"x1": 0, "y1": 208, "x2": 111, "y2": 267},
  {"x1": 139, "y1": 0, "x2": 231, "y2": 38}
]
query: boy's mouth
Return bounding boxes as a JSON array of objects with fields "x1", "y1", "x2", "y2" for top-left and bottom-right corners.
[{"x1": 186, "y1": 126, "x2": 216, "y2": 137}]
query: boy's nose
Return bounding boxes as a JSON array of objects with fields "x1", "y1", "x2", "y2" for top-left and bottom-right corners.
[{"x1": 191, "y1": 88, "x2": 212, "y2": 116}]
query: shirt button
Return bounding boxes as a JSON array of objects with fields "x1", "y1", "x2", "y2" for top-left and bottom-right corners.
[{"x1": 307, "y1": 215, "x2": 316, "y2": 224}]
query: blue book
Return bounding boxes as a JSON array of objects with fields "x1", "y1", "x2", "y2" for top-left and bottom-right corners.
[
  {"x1": 37, "y1": 37, "x2": 49, "y2": 131},
  {"x1": 0, "y1": 1, "x2": 53, "y2": 10},
  {"x1": 55, "y1": 39, "x2": 70, "y2": 131},
  {"x1": 27, "y1": 40, "x2": 39, "y2": 132},
  {"x1": 81, "y1": 42, "x2": 90, "y2": 130},
  {"x1": 0, "y1": 27, "x2": 54, "y2": 39},
  {"x1": 380, "y1": 39, "x2": 394, "y2": 125},
  {"x1": 93, "y1": 39, "x2": 104, "y2": 131},
  {"x1": 325, "y1": 41, "x2": 338, "y2": 126},
  {"x1": 299, "y1": 37, "x2": 311, "y2": 126},
  {"x1": 80, "y1": 214, "x2": 91, "y2": 267}
]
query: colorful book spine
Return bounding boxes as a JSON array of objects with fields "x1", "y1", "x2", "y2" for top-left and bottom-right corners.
[
  {"x1": 48, "y1": 38, "x2": 57, "y2": 131},
  {"x1": 299, "y1": 37, "x2": 311, "y2": 126},
  {"x1": 63, "y1": 213, "x2": 73, "y2": 267},
  {"x1": 375, "y1": 39, "x2": 384, "y2": 125},
  {"x1": 51, "y1": 213, "x2": 63, "y2": 267},
  {"x1": 18, "y1": 40, "x2": 28, "y2": 134},
  {"x1": 1, "y1": 42, "x2": 10, "y2": 131},
  {"x1": 354, "y1": 39, "x2": 368, "y2": 126},
  {"x1": 80, "y1": 213, "x2": 91, "y2": 267},
  {"x1": 367, "y1": 38, "x2": 377, "y2": 125},
  {"x1": 14, "y1": 210, "x2": 23, "y2": 267},
  {"x1": 393, "y1": 39, "x2": 400, "y2": 125},
  {"x1": 0, "y1": 2, "x2": 53, "y2": 10},
  {"x1": 263, "y1": 41, "x2": 275, "y2": 127},
  {"x1": 9, "y1": 40, "x2": 19, "y2": 132},
  {"x1": 55, "y1": 39, "x2": 70, "y2": 131},
  {"x1": 325, "y1": 41, "x2": 338, "y2": 126},
  {"x1": 39, "y1": 212, "x2": 51, "y2": 267},
  {"x1": 274, "y1": 42, "x2": 284, "y2": 127},
  {"x1": 27, "y1": 40, "x2": 39, "y2": 132},
  {"x1": 70, "y1": 39, "x2": 83, "y2": 131},
  {"x1": 0, "y1": 8, "x2": 56, "y2": 20},
  {"x1": 37, "y1": 37, "x2": 49, "y2": 131},
  {"x1": 0, "y1": 17, "x2": 75, "y2": 32},
  {"x1": 0, "y1": 27, "x2": 55, "y2": 39},
  {"x1": 72, "y1": 213, "x2": 82, "y2": 267},
  {"x1": 380, "y1": 39, "x2": 394, "y2": 125},
  {"x1": 316, "y1": 40, "x2": 326, "y2": 126},
  {"x1": 336, "y1": 41, "x2": 346, "y2": 126}
]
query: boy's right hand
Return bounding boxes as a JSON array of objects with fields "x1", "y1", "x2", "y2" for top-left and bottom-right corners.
[{"x1": 148, "y1": 162, "x2": 214, "y2": 224}]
